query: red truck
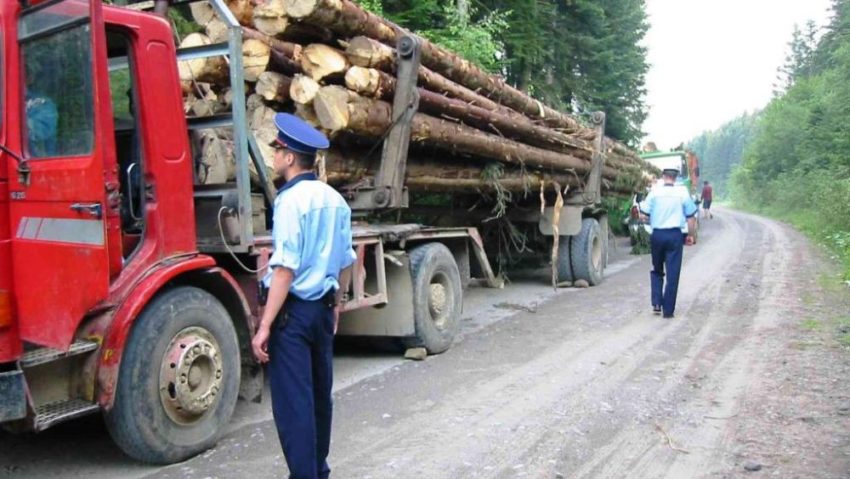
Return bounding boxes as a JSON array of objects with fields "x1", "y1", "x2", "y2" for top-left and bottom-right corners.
[{"x1": 0, "y1": 0, "x2": 610, "y2": 464}]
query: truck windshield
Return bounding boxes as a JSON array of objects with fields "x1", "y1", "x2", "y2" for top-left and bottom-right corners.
[{"x1": 19, "y1": 1, "x2": 93, "y2": 159}]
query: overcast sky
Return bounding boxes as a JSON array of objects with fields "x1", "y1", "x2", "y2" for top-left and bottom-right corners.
[{"x1": 642, "y1": 0, "x2": 833, "y2": 149}]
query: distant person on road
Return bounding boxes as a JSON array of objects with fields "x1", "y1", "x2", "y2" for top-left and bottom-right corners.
[
  {"x1": 701, "y1": 180, "x2": 714, "y2": 219},
  {"x1": 639, "y1": 168, "x2": 698, "y2": 319},
  {"x1": 251, "y1": 113, "x2": 356, "y2": 479}
]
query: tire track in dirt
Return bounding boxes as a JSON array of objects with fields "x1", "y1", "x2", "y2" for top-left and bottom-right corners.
[
  {"x1": 329, "y1": 210, "x2": 778, "y2": 478},
  {"x1": 560, "y1": 211, "x2": 796, "y2": 478}
]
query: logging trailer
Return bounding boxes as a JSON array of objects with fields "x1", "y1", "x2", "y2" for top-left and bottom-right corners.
[{"x1": 0, "y1": 0, "x2": 611, "y2": 463}]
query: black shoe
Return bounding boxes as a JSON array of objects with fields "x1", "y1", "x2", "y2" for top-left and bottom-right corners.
[
  {"x1": 663, "y1": 314, "x2": 674, "y2": 319},
  {"x1": 653, "y1": 305, "x2": 662, "y2": 315}
]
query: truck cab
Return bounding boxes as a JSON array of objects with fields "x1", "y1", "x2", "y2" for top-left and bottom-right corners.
[{"x1": 0, "y1": 0, "x2": 259, "y2": 463}]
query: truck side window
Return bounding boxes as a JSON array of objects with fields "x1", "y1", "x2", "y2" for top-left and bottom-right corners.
[{"x1": 20, "y1": 17, "x2": 94, "y2": 158}]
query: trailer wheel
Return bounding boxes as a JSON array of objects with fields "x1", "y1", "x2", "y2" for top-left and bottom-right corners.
[
  {"x1": 403, "y1": 243, "x2": 462, "y2": 354},
  {"x1": 105, "y1": 286, "x2": 240, "y2": 464},
  {"x1": 570, "y1": 218, "x2": 605, "y2": 286}
]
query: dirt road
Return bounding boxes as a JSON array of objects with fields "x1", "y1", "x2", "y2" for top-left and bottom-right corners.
[{"x1": 3, "y1": 207, "x2": 849, "y2": 478}]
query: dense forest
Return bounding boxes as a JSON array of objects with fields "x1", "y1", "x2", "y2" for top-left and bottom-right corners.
[
  {"x1": 355, "y1": 0, "x2": 650, "y2": 146},
  {"x1": 690, "y1": 0, "x2": 850, "y2": 276},
  {"x1": 687, "y1": 112, "x2": 759, "y2": 199}
]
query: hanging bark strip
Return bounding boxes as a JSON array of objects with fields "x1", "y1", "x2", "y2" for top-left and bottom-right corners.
[
  {"x1": 345, "y1": 66, "x2": 594, "y2": 156},
  {"x1": 285, "y1": 0, "x2": 595, "y2": 134},
  {"x1": 550, "y1": 182, "x2": 565, "y2": 289}
]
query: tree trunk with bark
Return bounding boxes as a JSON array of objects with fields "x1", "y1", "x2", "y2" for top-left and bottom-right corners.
[
  {"x1": 344, "y1": 66, "x2": 594, "y2": 157},
  {"x1": 323, "y1": 151, "x2": 633, "y2": 195},
  {"x1": 284, "y1": 0, "x2": 595, "y2": 135},
  {"x1": 312, "y1": 89, "x2": 619, "y2": 177},
  {"x1": 344, "y1": 36, "x2": 523, "y2": 119}
]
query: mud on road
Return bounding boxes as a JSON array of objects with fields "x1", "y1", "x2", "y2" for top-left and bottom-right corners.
[{"x1": 2, "y1": 207, "x2": 849, "y2": 478}]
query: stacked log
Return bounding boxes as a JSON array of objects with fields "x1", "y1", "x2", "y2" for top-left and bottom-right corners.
[{"x1": 177, "y1": 0, "x2": 655, "y2": 200}]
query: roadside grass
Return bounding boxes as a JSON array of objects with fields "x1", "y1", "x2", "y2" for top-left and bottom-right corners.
[
  {"x1": 801, "y1": 318, "x2": 821, "y2": 331},
  {"x1": 731, "y1": 203, "x2": 850, "y2": 281}
]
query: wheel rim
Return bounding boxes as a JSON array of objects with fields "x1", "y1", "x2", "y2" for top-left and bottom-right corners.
[
  {"x1": 159, "y1": 327, "x2": 224, "y2": 425},
  {"x1": 428, "y1": 272, "x2": 452, "y2": 330},
  {"x1": 591, "y1": 234, "x2": 602, "y2": 272}
]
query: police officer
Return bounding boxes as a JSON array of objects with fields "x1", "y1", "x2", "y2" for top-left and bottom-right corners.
[
  {"x1": 252, "y1": 113, "x2": 356, "y2": 479},
  {"x1": 639, "y1": 168, "x2": 697, "y2": 318}
]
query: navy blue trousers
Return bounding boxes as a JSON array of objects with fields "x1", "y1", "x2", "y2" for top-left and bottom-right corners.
[
  {"x1": 650, "y1": 228, "x2": 685, "y2": 317},
  {"x1": 269, "y1": 296, "x2": 334, "y2": 479}
]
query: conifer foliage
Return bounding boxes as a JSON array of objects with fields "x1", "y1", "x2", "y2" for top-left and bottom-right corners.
[{"x1": 363, "y1": 0, "x2": 650, "y2": 146}]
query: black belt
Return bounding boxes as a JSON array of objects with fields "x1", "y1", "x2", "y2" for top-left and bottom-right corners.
[{"x1": 286, "y1": 289, "x2": 337, "y2": 308}]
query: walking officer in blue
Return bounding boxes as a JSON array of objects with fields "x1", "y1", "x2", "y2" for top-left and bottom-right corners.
[
  {"x1": 639, "y1": 167, "x2": 697, "y2": 319},
  {"x1": 252, "y1": 113, "x2": 356, "y2": 479}
]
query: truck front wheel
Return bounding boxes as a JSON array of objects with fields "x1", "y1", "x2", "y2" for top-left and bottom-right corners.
[
  {"x1": 105, "y1": 286, "x2": 240, "y2": 464},
  {"x1": 404, "y1": 243, "x2": 462, "y2": 354}
]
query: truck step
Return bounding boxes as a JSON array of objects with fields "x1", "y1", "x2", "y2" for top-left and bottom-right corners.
[
  {"x1": 20, "y1": 340, "x2": 99, "y2": 368},
  {"x1": 34, "y1": 399, "x2": 100, "y2": 431}
]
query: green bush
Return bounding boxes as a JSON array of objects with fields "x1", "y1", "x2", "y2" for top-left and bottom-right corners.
[{"x1": 729, "y1": 3, "x2": 850, "y2": 279}]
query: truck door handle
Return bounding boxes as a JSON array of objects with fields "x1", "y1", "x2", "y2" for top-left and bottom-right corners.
[{"x1": 70, "y1": 203, "x2": 103, "y2": 219}]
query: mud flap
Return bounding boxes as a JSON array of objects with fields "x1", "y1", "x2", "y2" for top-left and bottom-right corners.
[{"x1": 0, "y1": 370, "x2": 27, "y2": 422}]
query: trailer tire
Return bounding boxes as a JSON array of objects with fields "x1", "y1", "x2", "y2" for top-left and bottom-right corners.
[
  {"x1": 403, "y1": 243, "x2": 462, "y2": 354},
  {"x1": 105, "y1": 286, "x2": 240, "y2": 464},
  {"x1": 570, "y1": 218, "x2": 605, "y2": 286}
]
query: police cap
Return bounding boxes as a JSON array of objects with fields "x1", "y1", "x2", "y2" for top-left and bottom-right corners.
[
  {"x1": 270, "y1": 112, "x2": 330, "y2": 155},
  {"x1": 662, "y1": 168, "x2": 679, "y2": 177}
]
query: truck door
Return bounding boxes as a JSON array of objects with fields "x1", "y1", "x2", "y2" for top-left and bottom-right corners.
[{"x1": 9, "y1": 0, "x2": 117, "y2": 349}]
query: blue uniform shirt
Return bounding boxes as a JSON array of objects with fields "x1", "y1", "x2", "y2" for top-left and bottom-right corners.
[
  {"x1": 263, "y1": 173, "x2": 357, "y2": 300},
  {"x1": 639, "y1": 183, "x2": 698, "y2": 230}
]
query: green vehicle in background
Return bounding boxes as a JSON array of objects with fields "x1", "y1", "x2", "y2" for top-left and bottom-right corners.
[{"x1": 626, "y1": 150, "x2": 702, "y2": 248}]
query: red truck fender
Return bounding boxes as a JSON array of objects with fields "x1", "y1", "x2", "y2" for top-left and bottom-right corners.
[{"x1": 91, "y1": 256, "x2": 255, "y2": 409}]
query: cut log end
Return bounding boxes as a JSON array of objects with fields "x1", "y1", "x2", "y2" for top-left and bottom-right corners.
[
  {"x1": 253, "y1": 0, "x2": 289, "y2": 36},
  {"x1": 178, "y1": 33, "x2": 228, "y2": 83},
  {"x1": 290, "y1": 74, "x2": 321, "y2": 104},
  {"x1": 284, "y1": 0, "x2": 342, "y2": 19},
  {"x1": 346, "y1": 36, "x2": 394, "y2": 69},
  {"x1": 314, "y1": 85, "x2": 352, "y2": 132},
  {"x1": 242, "y1": 39, "x2": 272, "y2": 82},
  {"x1": 205, "y1": 18, "x2": 228, "y2": 43},
  {"x1": 344, "y1": 66, "x2": 376, "y2": 94},
  {"x1": 301, "y1": 43, "x2": 350, "y2": 81},
  {"x1": 254, "y1": 16, "x2": 289, "y2": 36},
  {"x1": 295, "y1": 102, "x2": 322, "y2": 128},
  {"x1": 256, "y1": 71, "x2": 292, "y2": 103},
  {"x1": 189, "y1": 2, "x2": 216, "y2": 27}
]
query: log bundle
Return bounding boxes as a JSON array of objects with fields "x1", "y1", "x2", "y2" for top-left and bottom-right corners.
[{"x1": 179, "y1": 0, "x2": 656, "y2": 201}]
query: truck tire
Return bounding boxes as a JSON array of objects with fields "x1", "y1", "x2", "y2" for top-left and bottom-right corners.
[
  {"x1": 403, "y1": 243, "x2": 462, "y2": 354},
  {"x1": 570, "y1": 218, "x2": 605, "y2": 286},
  {"x1": 105, "y1": 286, "x2": 240, "y2": 464}
]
